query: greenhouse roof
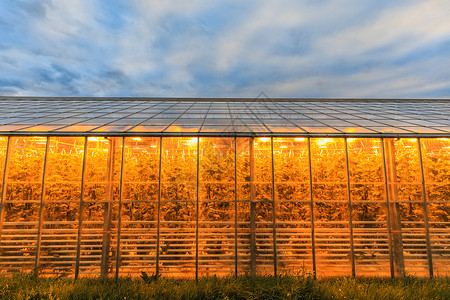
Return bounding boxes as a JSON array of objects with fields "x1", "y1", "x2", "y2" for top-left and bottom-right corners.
[{"x1": 0, "y1": 97, "x2": 449, "y2": 137}]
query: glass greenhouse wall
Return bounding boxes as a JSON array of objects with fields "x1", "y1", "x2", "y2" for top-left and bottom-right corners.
[{"x1": 0, "y1": 135, "x2": 448, "y2": 278}]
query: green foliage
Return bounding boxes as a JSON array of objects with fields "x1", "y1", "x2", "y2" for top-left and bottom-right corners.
[
  {"x1": 140, "y1": 271, "x2": 160, "y2": 283},
  {"x1": 0, "y1": 273, "x2": 449, "y2": 300}
]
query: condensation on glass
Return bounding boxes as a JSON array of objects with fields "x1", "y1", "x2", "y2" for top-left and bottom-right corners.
[{"x1": 0, "y1": 136, "x2": 448, "y2": 278}]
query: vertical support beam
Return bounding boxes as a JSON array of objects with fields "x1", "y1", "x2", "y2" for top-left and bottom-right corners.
[
  {"x1": 344, "y1": 138, "x2": 356, "y2": 277},
  {"x1": 156, "y1": 137, "x2": 163, "y2": 276},
  {"x1": 0, "y1": 137, "x2": 11, "y2": 245},
  {"x1": 249, "y1": 137, "x2": 256, "y2": 275},
  {"x1": 34, "y1": 137, "x2": 49, "y2": 272},
  {"x1": 195, "y1": 137, "x2": 200, "y2": 281},
  {"x1": 307, "y1": 138, "x2": 316, "y2": 278},
  {"x1": 381, "y1": 138, "x2": 395, "y2": 279},
  {"x1": 115, "y1": 137, "x2": 125, "y2": 279},
  {"x1": 35, "y1": 136, "x2": 50, "y2": 273},
  {"x1": 234, "y1": 137, "x2": 238, "y2": 277},
  {"x1": 75, "y1": 137, "x2": 88, "y2": 279},
  {"x1": 384, "y1": 138, "x2": 405, "y2": 278},
  {"x1": 101, "y1": 138, "x2": 116, "y2": 277},
  {"x1": 417, "y1": 138, "x2": 434, "y2": 278},
  {"x1": 270, "y1": 137, "x2": 277, "y2": 276}
]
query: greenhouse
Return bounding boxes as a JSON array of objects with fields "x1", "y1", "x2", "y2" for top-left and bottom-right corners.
[{"x1": 0, "y1": 97, "x2": 448, "y2": 279}]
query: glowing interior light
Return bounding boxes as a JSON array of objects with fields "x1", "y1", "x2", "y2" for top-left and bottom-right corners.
[
  {"x1": 316, "y1": 138, "x2": 334, "y2": 147},
  {"x1": 347, "y1": 138, "x2": 356, "y2": 143},
  {"x1": 88, "y1": 136, "x2": 109, "y2": 142},
  {"x1": 294, "y1": 138, "x2": 306, "y2": 142},
  {"x1": 407, "y1": 138, "x2": 417, "y2": 142},
  {"x1": 259, "y1": 137, "x2": 270, "y2": 142},
  {"x1": 131, "y1": 137, "x2": 142, "y2": 141},
  {"x1": 184, "y1": 137, "x2": 198, "y2": 146}
]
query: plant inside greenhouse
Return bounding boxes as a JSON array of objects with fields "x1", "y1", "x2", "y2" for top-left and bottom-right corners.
[{"x1": 0, "y1": 98, "x2": 448, "y2": 279}]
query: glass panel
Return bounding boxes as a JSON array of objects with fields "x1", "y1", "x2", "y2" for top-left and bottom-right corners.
[
  {"x1": 311, "y1": 138, "x2": 351, "y2": 276},
  {"x1": 198, "y1": 138, "x2": 235, "y2": 276},
  {"x1": 384, "y1": 138, "x2": 429, "y2": 276},
  {"x1": 421, "y1": 138, "x2": 450, "y2": 276},
  {"x1": 40, "y1": 137, "x2": 84, "y2": 277},
  {"x1": 273, "y1": 137, "x2": 312, "y2": 274},
  {"x1": 0, "y1": 137, "x2": 47, "y2": 273},
  {"x1": 79, "y1": 137, "x2": 122, "y2": 277},
  {"x1": 119, "y1": 137, "x2": 159, "y2": 276},
  {"x1": 0, "y1": 137, "x2": 8, "y2": 199},
  {"x1": 347, "y1": 138, "x2": 389, "y2": 276},
  {"x1": 235, "y1": 137, "x2": 274, "y2": 275},
  {"x1": 159, "y1": 137, "x2": 197, "y2": 278}
]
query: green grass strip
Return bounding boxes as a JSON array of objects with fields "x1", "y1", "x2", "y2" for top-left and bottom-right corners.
[{"x1": 0, "y1": 273, "x2": 449, "y2": 300}]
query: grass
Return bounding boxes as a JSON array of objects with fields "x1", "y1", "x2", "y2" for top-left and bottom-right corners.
[{"x1": 0, "y1": 272, "x2": 449, "y2": 300}]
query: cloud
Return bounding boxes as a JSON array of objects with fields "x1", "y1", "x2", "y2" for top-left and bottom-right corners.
[{"x1": 0, "y1": 0, "x2": 449, "y2": 98}]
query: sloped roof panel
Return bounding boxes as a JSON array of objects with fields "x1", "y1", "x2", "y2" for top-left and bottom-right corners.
[{"x1": 0, "y1": 97, "x2": 448, "y2": 137}]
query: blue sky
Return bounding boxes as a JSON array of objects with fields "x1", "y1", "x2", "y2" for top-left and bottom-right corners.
[{"x1": 1, "y1": 0, "x2": 450, "y2": 98}]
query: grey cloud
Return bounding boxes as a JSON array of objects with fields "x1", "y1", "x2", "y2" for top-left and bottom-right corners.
[{"x1": 0, "y1": 1, "x2": 450, "y2": 98}]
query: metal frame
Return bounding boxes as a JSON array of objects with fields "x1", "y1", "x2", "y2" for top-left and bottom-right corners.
[
  {"x1": 74, "y1": 137, "x2": 88, "y2": 279},
  {"x1": 270, "y1": 137, "x2": 278, "y2": 276},
  {"x1": 195, "y1": 137, "x2": 200, "y2": 281},
  {"x1": 34, "y1": 136, "x2": 50, "y2": 272},
  {"x1": 344, "y1": 138, "x2": 356, "y2": 277},
  {"x1": 381, "y1": 138, "x2": 395, "y2": 279},
  {"x1": 249, "y1": 137, "x2": 256, "y2": 275},
  {"x1": 0, "y1": 98, "x2": 448, "y2": 138},
  {"x1": 115, "y1": 137, "x2": 125, "y2": 279},
  {"x1": 4, "y1": 132, "x2": 450, "y2": 139},
  {"x1": 101, "y1": 138, "x2": 116, "y2": 277},
  {"x1": 155, "y1": 136, "x2": 163, "y2": 276},
  {"x1": 307, "y1": 137, "x2": 317, "y2": 278},
  {"x1": 0, "y1": 137, "x2": 11, "y2": 246},
  {"x1": 417, "y1": 138, "x2": 434, "y2": 278},
  {"x1": 234, "y1": 137, "x2": 238, "y2": 276}
]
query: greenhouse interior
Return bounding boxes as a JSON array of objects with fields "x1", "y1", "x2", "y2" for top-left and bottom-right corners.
[{"x1": 0, "y1": 97, "x2": 448, "y2": 279}]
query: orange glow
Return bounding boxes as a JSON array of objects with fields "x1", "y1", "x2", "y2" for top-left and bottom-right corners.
[
  {"x1": 183, "y1": 137, "x2": 198, "y2": 146},
  {"x1": 1, "y1": 136, "x2": 448, "y2": 278},
  {"x1": 316, "y1": 138, "x2": 334, "y2": 147},
  {"x1": 88, "y1": 137, "x2": 108, "y2": 142}
]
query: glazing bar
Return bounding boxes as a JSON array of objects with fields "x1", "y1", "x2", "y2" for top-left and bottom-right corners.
[
  {"x1": 35, "y1": 136, "x2": 50, "y2": 271},
  {"x1": 74, "y1": 137, "x2": 88, "y2": 278},
  {"x1": 344, "y1": 138, "x2": 356, "y2": 277},
  {"x1": 417, "y1": 138, "x2": 434, "y2": 278}
]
